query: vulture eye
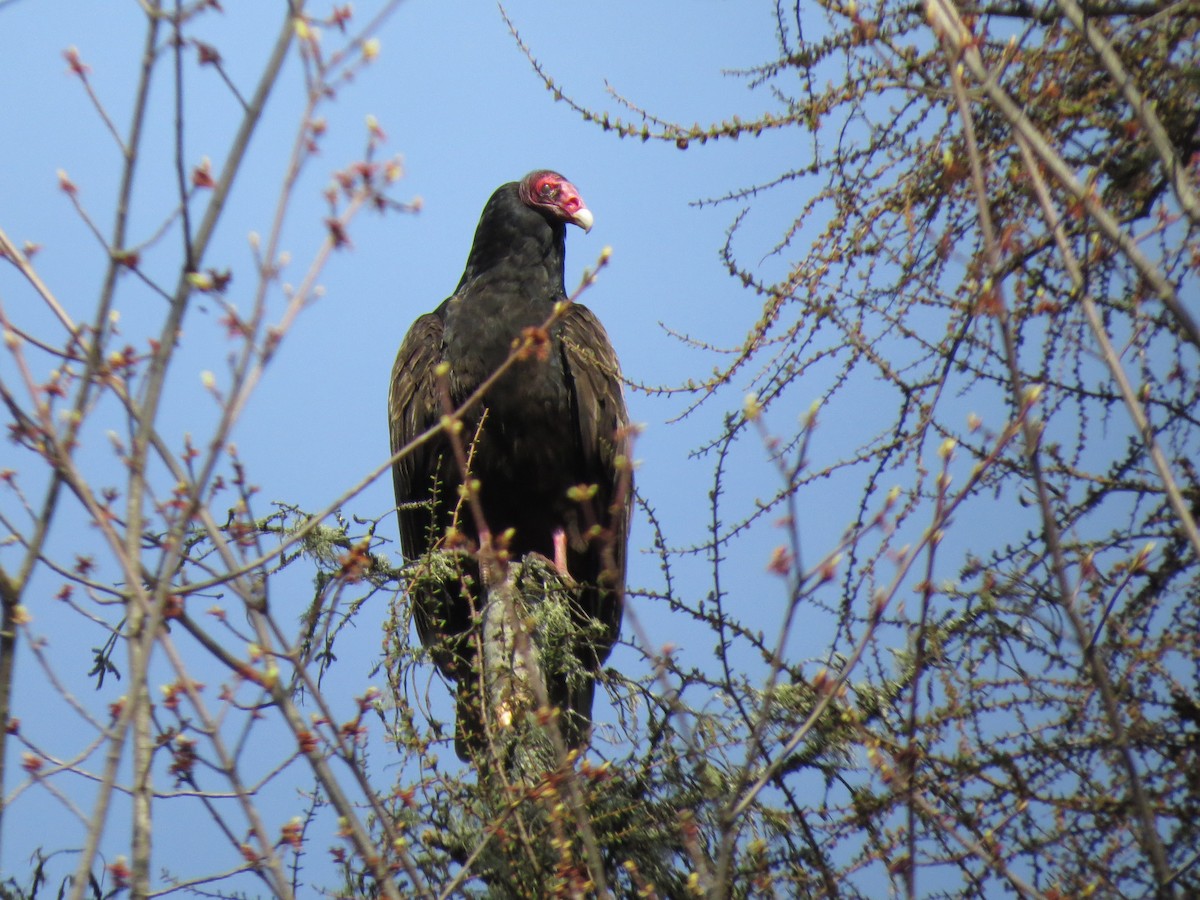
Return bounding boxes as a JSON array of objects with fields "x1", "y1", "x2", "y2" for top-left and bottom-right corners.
[{"x1": 540, "y1": 182, "x2": 560, "y2": 200}]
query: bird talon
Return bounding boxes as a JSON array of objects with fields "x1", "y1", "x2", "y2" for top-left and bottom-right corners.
[{"x1": 553, "y1": 529, "x2": 569, "y2": 575}]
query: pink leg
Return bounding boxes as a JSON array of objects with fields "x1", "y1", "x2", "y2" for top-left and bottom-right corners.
[{"x1": 553, "y1": 529, "x2": 569, "y2": 575}]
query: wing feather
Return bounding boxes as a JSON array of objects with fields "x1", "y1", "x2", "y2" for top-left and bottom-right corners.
[
  {"x1": 388, "y1": 311, "x2": 446, "y2": 560},
  {"x1": 557, "y1": 303, "x2": 632, "y2": 643},
  {"x1": 389, "y1": 310, "x2": 480, "y2": 676}
]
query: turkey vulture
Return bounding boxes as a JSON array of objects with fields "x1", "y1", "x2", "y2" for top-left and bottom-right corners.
[{"x1": 388, "y1": 171, "x2": 630, "y2": 759}]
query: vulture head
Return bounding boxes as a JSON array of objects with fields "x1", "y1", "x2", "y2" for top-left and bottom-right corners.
[
  {"x1": 517, "y1": 170, "x2": 594, "y2": 232},
  {"x1": 456, "y1": 170, "x2": 594, "y2": 289}
]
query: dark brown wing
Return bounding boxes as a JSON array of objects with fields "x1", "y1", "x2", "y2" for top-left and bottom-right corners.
[
  {"x1": 389, "y1": 309, "x2": 478, "y2": 677},
  {"x1": 388, "y1": 311, "x2": 446, "y2": 559},
  {"x1": 557, "y1": 302, "x2": 632, "y2": 651}
]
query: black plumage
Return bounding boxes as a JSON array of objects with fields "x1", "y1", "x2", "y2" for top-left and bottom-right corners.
[{"x1": 388, "y1": 171, "x2": 630, "y2": 758}]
